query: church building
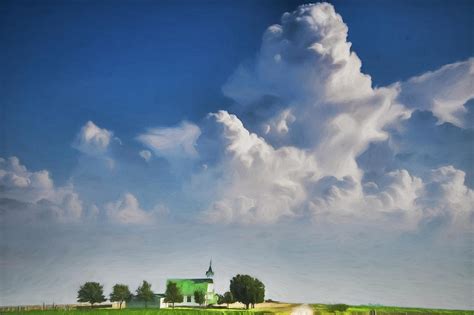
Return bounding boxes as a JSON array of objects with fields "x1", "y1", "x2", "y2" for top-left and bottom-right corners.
[
  {"x1": 126, "y1": 261, "x2": 217, "y2": 309},
  {"x1": 163, "y1": 260, "x2": 218, "y2": 307}
]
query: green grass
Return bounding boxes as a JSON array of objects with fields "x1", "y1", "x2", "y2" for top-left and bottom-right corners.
[
  {"x1": 311, "y1": 304, "x2": 474, "y2": 315},
  {"x1": 0, "y1": 309, "x2": 272, "y2": 315},
  {"x1": 2, "y1": 305, "x2": 473, "y2": 315}
]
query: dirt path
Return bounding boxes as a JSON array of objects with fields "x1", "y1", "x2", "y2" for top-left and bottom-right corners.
[{"x1": 291, "y1": 304, "x2": 314, "y2": 315}]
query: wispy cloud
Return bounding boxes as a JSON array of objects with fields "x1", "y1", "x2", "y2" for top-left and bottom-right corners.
[
  {"x1": 137, "y1": 121, "x2": 201, "y2": 159},
  {"x1": 397, "y1": 58, "x2": 474, "y2": 128}
]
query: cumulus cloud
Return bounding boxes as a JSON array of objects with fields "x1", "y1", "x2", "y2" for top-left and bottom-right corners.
[
  {"x1": 202, "y1": 3, "x2": 408, "y2": 224},
  {"x1": 223, "y1": 3, "x2": 373, "y2": 105},
  {"x1": 0, "y1": 157, "x2": 169, "y2": 225},
  {"x1": 197, "y1": 3, "x2": 473, "y2": 228},
  {"x1": 419, "y1": 166, "x2": 474, "y2": 229},
  {"x1": 0, "y1": 157, "x2": 54, "y2": 202},
  {"x1": 203, "y1": 111, "x2": 318, "y2": 224},
  {"x1": 307, "y1": 169, "x2": 425, "y2": 229},
  {"x1": 137, "y1": 121, "x2": 201, "y2": 159},
  {"x1": 397, "y1": 58, "x2": 474, "y2": 128},
  {"x1": 73, "y1": 121, "x2": 114, "y2": 156},
  {"x1": 105, "y1": 193, "x2": 163, "y2": 224},
  {"x1": 201, "y1": 112, "x2": 471, "y2": 230},
  {"x1": 223, "y1": 3, "x2": 410, "y2": 180},
  {"x1": 0, "y1": 157, "x2": 83, "y2": 223},
  {"x1": 139, "y1": 150, "x2": 152, "y2": 162}
]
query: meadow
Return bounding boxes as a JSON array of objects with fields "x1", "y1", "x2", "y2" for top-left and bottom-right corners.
[
  {"x1": 1, "y1": 304, "x2": 473, "y2": 315},
  {"x1": 311, "y1": 304, "x2": 474, "y2": 315}
]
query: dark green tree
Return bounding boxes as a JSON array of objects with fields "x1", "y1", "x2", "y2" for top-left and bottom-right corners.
[
  {"x1": 229, "y1": 275, "x2": 265, "y2": 309},
  {"x1": 217, "y1": 294, "x2": 225, "y2": 305},
  {"x1": 194, "y1": 290, "x2": 205, "y2": 307},
  {"x1": 110, "y1": 284, "x2": 132, "y2": 309},
  {"x1": 164, "y1": 281, "x2": 183, "y2": 308},
  {"x1": 136, "y1": 280, "x2": 154, "y2": 308},
  {"x1": 77, "y1": 282, "x2": 106, "y2": 308},
  {"x1": 223, "y1": 291, "x2": 235, "y2": 307},
  {"x1": 250, "y1": 278, "x2": 265, "y2": 308}
]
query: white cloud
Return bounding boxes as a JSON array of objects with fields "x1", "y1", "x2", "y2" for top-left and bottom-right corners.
[
  {"x1": 105, "y1": 193, "x2": 160, "y2": 225},
  {"x1": 0, "y1": 157, "x2": 54, "y2": 202},
  {"x1": 73, "y1": 121, "x2": 113, "y2": 156},
  {"x1": 419, "y1": 166, "x2": 474, "y2": 229},
  {"x1": 223, "y1": 3, "x2": 373, "y2": 105},
  {"x1": 203, "y1": 111, "x2": 318, "y2": 224},
  {"x1": 397, "y1": 58, "x2": 474, "y2": 128},
  {"x1": 198, "y1": 3, "x2": 473, "y2": 228},
  {"x1": 222, "y1": 3, "x2": 410, "y2": 182},
  {"x1": 199, "y1": 110, "x2": 473, "y2": 228},
  {"x1": 367, "y1": 170, "x2": 423, "y2": 214},
  {"x1": 139, "y1": 150, "x2": 152, "y2": 162},
  {"x1": 0, "y1": 157, "x2": 83, "y2": 222},
  {"x1": 262, "y1": 109, "x2": 296, "y2": 135},
  {"x1": 137, "y1": 121, "x2": 201, "y2": 159},
  {"x1": 201, "y1": 3, "x2": 407, "y2": 224},
  {"x1": 201, "y1": 112, "x2": 453, "y2": 229},
  {"x1": 307, "y1": 169, "x2": 425, "y2": 228}
]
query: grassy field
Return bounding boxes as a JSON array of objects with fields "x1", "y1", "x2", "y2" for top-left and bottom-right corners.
[
  {"x1": 310, "y1": 304, "x2": 473, "y2": 315},
  {"x1": 0, "y1": 309, "x2": 269, "y2": 315},
  {"x1": 1, "y1": 305, "x2": 472, "y2": 315}
]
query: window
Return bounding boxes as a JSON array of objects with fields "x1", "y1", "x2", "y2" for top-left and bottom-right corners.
[{"x1": 187, "y1": 295, "x2": 192, "y2": 303}]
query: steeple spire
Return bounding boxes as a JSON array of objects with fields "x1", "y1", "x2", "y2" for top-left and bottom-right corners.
[{"x1": 206, "y1": 259, "x2": 214, "y2": 278}]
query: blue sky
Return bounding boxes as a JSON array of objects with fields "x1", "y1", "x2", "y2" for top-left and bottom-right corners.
[
  {"x1": 0, "y1": 0, "x2": 473, "y2": 309},
  {"x1": 2, "y1": 0, "x2": 472, "y2": 180}
]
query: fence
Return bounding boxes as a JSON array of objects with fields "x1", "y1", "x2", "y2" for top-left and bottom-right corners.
[{"x1": 0, "y1": 302, "x2": 117, "y2": 312}]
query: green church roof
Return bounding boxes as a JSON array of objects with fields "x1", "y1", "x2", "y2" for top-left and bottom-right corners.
[
  {"x1": 167, "y1": 278, "x2": 213, "y2": 296},
  {"x1": 168, "y1": 278, "x2": 213, "y2": 283}
]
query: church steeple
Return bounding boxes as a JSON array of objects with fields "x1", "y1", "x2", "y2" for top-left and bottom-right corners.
[{"x1": 206, "y1": 260, "x2": 214, "y2": 278}]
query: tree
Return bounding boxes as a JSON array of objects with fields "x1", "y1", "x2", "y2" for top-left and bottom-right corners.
[
  {"x1": 136, "y1": 280, "x2": 154, "y2": 308},
  {"x1": 194, "y1": 290, "x2": 205, "y2": 307},
  {"x1": 250, "y1": 278, "x2": 265, "y2": 308},
  {"x1": 77, "y1": 282, "x2": 106, "y2": 308},
  {"x1": 223, "y1": 291, "x2": 235, "y2": 307},
  {"x1": 229, "y1": 275, "x2": 265, "y2": 309},
  {"x1": 217, "y1": 294, "x2": 225, "y2": 305},
  {"x1": 110, "y1": 284, "x2": 132, "y2": 309},
  {"x1": 164, "y1": 281, "x2": 183, "y2": 308}
]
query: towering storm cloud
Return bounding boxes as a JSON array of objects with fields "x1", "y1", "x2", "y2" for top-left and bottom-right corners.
[{"x1": 194, "y1": 3, "x2": 474, "y2": 228}]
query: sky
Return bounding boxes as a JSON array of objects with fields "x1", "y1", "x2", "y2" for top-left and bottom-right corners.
[{"x1": 0, "y1": 0, "x2": 473, "y2": 310}]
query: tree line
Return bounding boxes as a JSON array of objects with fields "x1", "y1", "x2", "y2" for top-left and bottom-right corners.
[
  {"x1": 77, "y1": 281, "x2": 151, "y2": 309},
  {"x1": 77, "y1": 274, "x2": 265, "y2": 310}
]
